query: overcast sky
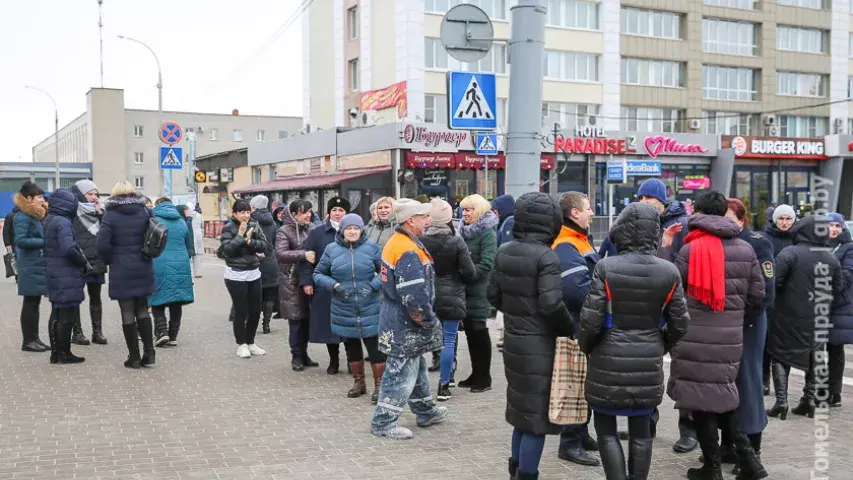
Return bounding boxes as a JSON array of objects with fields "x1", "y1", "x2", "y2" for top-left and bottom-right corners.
[{"x1": 0, "y1": 0, "x2": 303, "y2": 162}]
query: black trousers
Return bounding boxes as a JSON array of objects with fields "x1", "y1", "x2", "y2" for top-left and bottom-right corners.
[
  {"x1": 463, "y1": 319, "x2": 492, "y2": 386},
  {"x1": 694, "y1": 409, "x2": 756, "y2": 461},
  {"x1": 594, "y1": 412, "x2": 652, "y2": 440},
  {"x1": 20, "y1": 295, "x2": 42, "y2": 344},
  {"x1": 86, "y1": 283, "x2": 102, "y2": 307},
  {"x1": 261, "y1": 286, "x2": 277, "y2": 304},
  {"x1": 225, "y1": 278, "x2": 262, "y2": 345},
  {"x1": 344, "y1": 337, "x2": 386, "y2": 364},
  {"x1": 288, "y1": 318, "x2": 310, "y2": 358},
  {"x1": 828, "y1": 343, "x2": 845, "y2": 396},
  {"x1": 152, "y1": 303, "x2": 183, "y2": 339}
]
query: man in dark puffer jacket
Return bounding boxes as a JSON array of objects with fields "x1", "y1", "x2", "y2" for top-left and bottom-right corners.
[{"x1": 579, "y1": 202, "x2": 689, "y2": 480}]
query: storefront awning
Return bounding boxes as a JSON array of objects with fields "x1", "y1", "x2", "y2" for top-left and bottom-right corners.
[{"x1": 234, "y1": 166, "x2": 392, "y2": 194}]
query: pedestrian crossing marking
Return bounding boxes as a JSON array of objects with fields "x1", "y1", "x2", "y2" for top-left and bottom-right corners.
[
  {"x1": 454, "y1": 76, "x2": 494, "y2": 120},
  {"x1": 161, "y1": 149, "x2": 181, "y2": 166}
]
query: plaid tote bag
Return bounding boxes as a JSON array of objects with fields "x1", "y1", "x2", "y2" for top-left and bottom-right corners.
[{"x1": 548, "y1": 336, "x2": 588, "y2": 425}]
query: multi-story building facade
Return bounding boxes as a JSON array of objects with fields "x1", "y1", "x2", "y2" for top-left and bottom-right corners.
[
  {"x1": 304, "y1": 0, "x2": 852, "y2": 137},
  {"x1": 32, "y1": 88, "x2": 302, "y2": 197}
]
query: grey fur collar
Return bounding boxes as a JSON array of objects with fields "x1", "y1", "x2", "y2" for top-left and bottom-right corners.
[
  {"x1": 104, "y1": 193, "x2": 148, "y2": 210},
  {"x1": 460, "y1": 211, "x2": 498, "y2": 240}
]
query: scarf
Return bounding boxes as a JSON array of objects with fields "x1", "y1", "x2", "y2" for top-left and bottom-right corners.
[
  {"x1": 426, "y1": 223, "x2": 452, "y2": 236},
  {"x1": 76, "y1": 203, "x2": 101, "y2": 236},
  {"x1": 683, "y1": 229, "x2": 726, "y2": 312},
  {"x1": 330, "y1": 220, "x2": 340, "y2": 231}
]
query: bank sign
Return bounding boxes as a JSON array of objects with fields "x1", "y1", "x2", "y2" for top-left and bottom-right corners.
[
  {"x1": 554, "y1": 128, "x2": 717, "y2": 157},
  {"x1": 724, "y1": 136, "x2": 827, "y2": 160}
]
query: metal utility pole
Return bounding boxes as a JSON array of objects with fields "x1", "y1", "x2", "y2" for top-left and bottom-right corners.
[
  {"x1": 118, "y1": 35, "x2": 165, "y2": 196},
  {"x1": 98, "y1": 0, "x2": 105, "y2": 87},
  {"x1": 25, "y1": 86, "x2": 60, "y2": 190},
  {"x1": 504, "y1": 0, "x2": 546, "y2": 199}
]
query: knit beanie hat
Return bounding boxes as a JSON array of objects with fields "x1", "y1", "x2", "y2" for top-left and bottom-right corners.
[
  {"x1": 828, "y1": 212, "x2": 845, "y2": 225},
  {"x1": 637, "y1": 178, "x2": 667, "y2": 204},
  {"x1": 772, "y1": 204, "x2": 796, "y2": 222},
  {"x1": 74, "y1": 179, "x2": 98, "y2": 196},
  {"x1": 430, "y1": 198, "x2": 453, "y2": 225},
  {"x1": 19, "y1": 180, "x2": 44, "y2": 198},
  {"x1": 250, "y1": 195, "x2": 269, "y2": 210},
  {"x1": 327, "y1": 196, "x2": 351, "y2": 214},
  {"x1": 339, "y1": 213, "x2": 364, "y2": 231}
]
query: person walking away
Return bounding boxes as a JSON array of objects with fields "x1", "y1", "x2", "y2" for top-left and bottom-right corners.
[
  {"x1": 300, "y1": 197, "x2": 350, "y2": 374},
  {"x1": 148, "y1": 198, "x2": 194, "y2": 347},
  {"x1": 186, "y1": 202, "x2": 204, "y2": 277},
  {"x1": 43, "y1": 188, "x2": 93, "y2": 364},
  {"x1": 219, "y1": 200, "x2": 269, "y2": 358},
  {"x1": 70, "y1": 179, "x2": 109, "y2": 346},
  {"x1": 371, "y1": 199, "x2": 447, "y2": 440},
  {"x1": 313, "y1": 213, "x2": 386, "y2": 402},
  {"x1": 366, "y1": 196, "x2": 396, "y2": 250},
  {"x1": 457, "y1": 194, "x2": 498, "y2": 393},
  {"x1": 719, "y1": 198, "x2": 775, "y2": 474},
  {"x1": 579, "y1": 202, "x2": 689, "y2": 480},
  {"x1": 551, "y1": 191, "x2": 601, "y2": 466},
  {"x1": 421, "y1": 198, "x2": 477, "y2": 401},
  {"x1": 765, "y1": 215, "x2": 842, "y2": 421},
  {"x1": 97, "y1": 181, "x2": 157, "y2": 368},
  {"x1": 491, "y1": 194, "x2": 515, "y2": 352},
  {"x1": 487, "y1": 192, "x2": 574, "y2": 480},
  {"x1": 13, "y1": 180, "x2": 50, "y2": 352},
  {"x1": 250, "y1": 195, "x2": 279, "y2": 335},
  {"x1": 662, "y1": 191, "x2": 767, "y2": 480},
  {"x1": 175, "y1": 203, "x2": 196, "y2": 273},
  {"x1": 761, "y1": 203, "x2": 796, "y2": 395},
  {"x1": 276, "y1": 200, "x2": 318, "y2": 371},
  {"x1": 827, "y1": 213, "x2": 853, "y2": 408},
  {"x1": 4, "y1": 198, "x2": 20, "y2": 282}
]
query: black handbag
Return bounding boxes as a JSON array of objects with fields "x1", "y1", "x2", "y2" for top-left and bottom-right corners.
[{"x1": 4, "y1": 252, "x2": 16, "y2": 278}]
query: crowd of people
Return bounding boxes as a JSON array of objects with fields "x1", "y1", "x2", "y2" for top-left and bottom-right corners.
[{"x1": 6, "y1": 174, "x2": 853, "y2": 480}]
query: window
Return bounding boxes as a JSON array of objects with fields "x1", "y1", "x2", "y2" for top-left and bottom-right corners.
[
  {"x1": 703, "y1": 111, "x2": 758, "y2": 135},
  {"x1": 621, "y1": 58, "x2": 683, "y2": 87},
  {"x1": 425, "y1": 38, "x2": 507, "y2": 73},
  {"x1": 349, "y1": 59, "x2": 359, "y2": 91},
  {"x1": 209, "y1": 128, "x2": 218, "y2": 141},
  {"x1": 777, "y1": 72, "x2": 827, "y2": 97},
  {"x1": 620, "y1": 107, "x2": 684, "y2": 133},
  {"x1": 425, "y1": 94, "x2": 448, "y2": 123},
  {"x1": 133, "y1": 176, "x2": 144, "y2": 189},
  {"x1": 777, "y1": 0, "x2": 823, "y2": 8},
  {"x1": 702, "y1": 65, "x2": 759, "y2": 101},
  {"x1": 233, "y1": 129, "x2": 244, "y2": 142},
  {"x1": 268, "y1": 165, "x2": 277, "y2": 180},
  {"x1": 620, "y1": 7, "x2": 681, "y2": 40},
  {"x1": 702, "y1": 19, "x2": 758, "y2": 56},
  {"x1": 256, "y1": 129, "x2": 266, "y2": 141},
  {"x1": 132, "y1": 125, "x2": 144, "y2": 137},
  {"x1": 547, "y1": 0, "x2": 599, "y2": 30},
  {"x1": 133, "y1": 152, "x2": 144, "y2": 165},
  {"x1": 777, "y1": 26, "x2": 825, "y2": 54},
  {"x1": 347, "y1": 7, "x2": 358, "y2": 40},
  {"x1": 779, "y1": 116, "x2": 828, "y2": 137},
  {"x1": 542, "y1": 102, "x2": 601, "y2": 131},
  {"x1": 704, "y1": 0, "x2": 757, "y2": 9},
  {"x1": 543, "y1": 51, "x2": 600, "y2": 82},
  {"x1": 425, "y1": 0, "x2": 507, "y2": 20},
  {"x1": 252, "y1": 167, "x2": 262, "y2": 184}
]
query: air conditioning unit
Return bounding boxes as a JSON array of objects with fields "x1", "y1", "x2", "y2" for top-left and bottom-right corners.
[
  {"x1": 833, "y1": 117, "x2": 845, "y2": 134},
  {"x1": 688, "y1": 119, "x2": 701, "y2": 130},
  {"x1": 361, "y1": 111, "x2": 377, "y2": 127},
  {"x1": 767, "y1": 126, "x2": 779, "y2": 136},
  {"x1": 196, "y1": 126, "x2": 204, "y2": 133},
  {"x1": 763, "y1": 114, "x2": 777, "y2": 126}
]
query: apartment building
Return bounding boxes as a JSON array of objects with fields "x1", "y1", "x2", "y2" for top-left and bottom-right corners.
[
  {"x1": 32, "y1": 88, "x2": 302, "y2": 197},
  {"x1": 304, "y1": 0, "x2": 853, "y2": 137}
]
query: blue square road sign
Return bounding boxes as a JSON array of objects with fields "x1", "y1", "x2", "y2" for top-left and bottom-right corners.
[
  {"x1": 447, "y1": 71, "x2": 497, "y2": 131},
  {"x1": 475, "y1": 132, "x2": 498, "y2": 155},
  {"x1": 160, "y1": 146, "x2": 183, "y2": 170}
]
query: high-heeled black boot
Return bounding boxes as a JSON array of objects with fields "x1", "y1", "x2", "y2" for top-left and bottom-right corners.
[
  {"x1": 48, "y1": 311, "x2": 59, "y2": 364},
  {"x1": 767, "y1": 362, "x2": 789, "y2": 420},
  {"x1": 262, "y1": 300, "x2": 274, "y2": 334},
  {"x1": 90, "y1": 304, "x2": 107, "y2": 345},
  {"x1": 56, "y1": 308, "x2": 85, "y2": 364},
  {"x1": 122, "y1": 323, "x2": 142, "y2": 369},
  {"x1": 628, "y1": 437, "x2": 653, "y2": 480},
  {"x1": 71, "y1": 309, "x2": 90, "y2": 345},
  {"x1": 138, "y1": 316, "x2": 156, "y2": 366},
  {"x1": 598, "y1": 435, "x2": 627, "y2": 480}
]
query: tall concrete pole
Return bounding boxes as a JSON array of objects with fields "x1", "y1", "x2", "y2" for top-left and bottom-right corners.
[
  {"x1": 25, "y1": 86, "x2": 60, "y2": 190},
  {"x1": 504, "y1": 0, "x2": 546, "y2": 199}
]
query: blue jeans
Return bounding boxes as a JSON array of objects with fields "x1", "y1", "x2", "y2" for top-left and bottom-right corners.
[
  {"x1": 439, "y1": 320, "x2": 459, "y2": 385},
  {"x1": 371, "y1": 354, "x2": 440, "y2": 432},
  {"x1": 511, "y1": 427, "x2": 546, "y2": 475},
  {"x1": 559, "y1": 407, "x2": 592, "y2": 453}
]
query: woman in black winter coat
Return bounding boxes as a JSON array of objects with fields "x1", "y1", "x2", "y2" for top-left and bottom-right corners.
[
  {"x1": 421, "y1": 198, "x2": 476, "y2": 402},
  {"x1": 70, "y1": 179, "x2": 108, "y2": 346},
  {"x1": 43, "y1": 188, "x2": 92, "y2": 365},
  {"x1": 766, "y1": 215, "x2": 842, "y2": 420},
  {"x1": 579, "y1": 202, "x2": 689, "y2": 480},
  {"x1": 97, "y1": 181, "x2": 156, "y2": 369},
  {"x1": 249, "y1": 196, "x2": 279, "y2": 335},
  {"x1": 487, "y1": 192, "x2": 573, "y2": 480},
  {"x1": 219, "y1": 200, "x2": 269, "y2": 358},
  {"x1": 827, "y1": 213, "x2": 853, "y2": 407}
]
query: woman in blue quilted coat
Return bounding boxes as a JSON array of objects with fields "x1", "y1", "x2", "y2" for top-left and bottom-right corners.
[
  {"x1": 13, "y1": 180, "x2": 50, "y2": 352},
  {"x1": 828, "y1": 213, "x2": 853, "y2": 407},
  {"x1": 43, "y1": 188, "x2": 91, "y2": 365},
  {"x1": 149, "y1": 198, "x2": 194, "y2": 347},
  {"x1": 313, "y1": 213, "x2": 385, "y2": 402},
  {"x1": 97, "y1": 181, "x2": 156, "y2": 369}
]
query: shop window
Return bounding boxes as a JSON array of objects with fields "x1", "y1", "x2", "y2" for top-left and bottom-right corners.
[{"x1": 557, "y1": 162, "x2": 588, "y2": 194}]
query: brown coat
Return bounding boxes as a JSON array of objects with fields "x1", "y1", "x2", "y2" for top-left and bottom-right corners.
[
  {"x1": 275, "y1": 210, "x2": 312, "y2": 321},
  {"x1": 665, "y1": 215, "x2": 764, "y2": 414}
]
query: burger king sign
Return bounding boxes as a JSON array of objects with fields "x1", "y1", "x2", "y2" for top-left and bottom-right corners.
[{"x1": 731, "y1": 136, "x2": 748, "y2": 156}]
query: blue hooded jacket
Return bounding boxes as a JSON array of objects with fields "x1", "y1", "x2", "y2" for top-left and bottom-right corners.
[
  {"x1": 97, "y1": 193, "x2": 155, "y2": 300},
  {"x1": 148, "y1": 201, "x2": 194, "y2": 307},
  {"x1": 43, "y1": 189, "x2": 86, "y2": 308},
  {"x1": 492, "y1": 194, "x2": 515, "y2": 247},
  {"x1": 829, "y1": 214, "x2": 853, "y2": 345}
]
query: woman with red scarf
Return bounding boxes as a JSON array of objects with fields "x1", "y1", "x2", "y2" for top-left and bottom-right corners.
[{"x1": 660, "y1": 191, "x2": 768, "y2": 480}]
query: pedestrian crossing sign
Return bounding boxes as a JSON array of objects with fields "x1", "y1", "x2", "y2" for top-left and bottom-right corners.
[
  {"x1": 447, "y1": 71, "x2": 497, "y2": 130},
  {"x1": 475, "y1": 132, "x2": 498, "y2": 155},
  {"x1": 160, "y1": 146, "x2": 183, "y2": 170}
]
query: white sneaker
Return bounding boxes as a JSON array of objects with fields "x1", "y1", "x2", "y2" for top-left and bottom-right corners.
[
  {"x1": 247, "y1": 344, "x2": 266, "y2": 356},
  {"x1": 236, "y1": 344, "x2": 251, "y2": 358}
]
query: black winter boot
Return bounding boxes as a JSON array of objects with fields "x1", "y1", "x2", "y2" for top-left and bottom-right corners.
[
  {"x1": 138, "y1": 316, "x2": 156, "y2": 366},
  {"x1": 598, "y1": 435, "x2": 627, "y2": 480},
  {"x1": 122, "y1": 323, "x2": 142, "y2": 369},
  {"x1": 428, "y1": 351, "x2": 440, "y2": 371},
  {"x1": 628, "y1": 437, "x2": 653, "y2": 480},
  {"x1": 71, "y1": 309, "x2": 90, "y2": 346},
  {"x1": 56, "y1": 310, "x2": 85, "y2": 364},
  {"x1": 48, "y1": 311, "x2": 59, "y2": 364},
  {"x1": 767, "y1": 361, "x2": 789, "y2": 420},
  {"x1": 262, "y1": 300, "x2": 273, "y2": 334},
  {"x1": 507, "y1": 457, "x2": 518, "y2": 480},
  {"x1": 90, "y1": 304, "x2": 107, "y2": 345},
  {"x1": 688, "y1": 444, "x2": 723, "y2": 480},
  {"x1": 733, "y1": 432, "x2": 767, "y2": 480}
]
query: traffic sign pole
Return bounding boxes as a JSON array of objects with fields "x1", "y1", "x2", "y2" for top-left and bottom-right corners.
[{"x1": 505, "y1": 0, "x2": 546, "y2": 199}]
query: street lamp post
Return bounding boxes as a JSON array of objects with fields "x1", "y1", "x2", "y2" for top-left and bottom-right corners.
[
  {"x1": 117, "y1": 35, "x2": 165, "y2": 196},
  {"x1": 24, "y1": 86, "x2": 60, "y2": 190}
]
